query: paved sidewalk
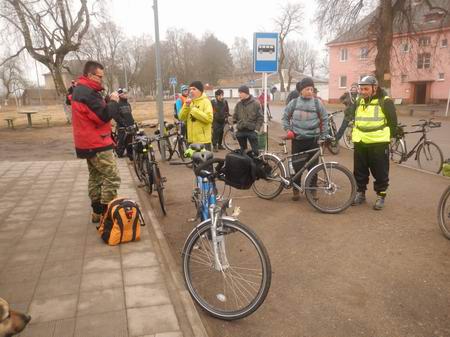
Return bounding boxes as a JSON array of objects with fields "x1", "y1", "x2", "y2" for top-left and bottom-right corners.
[{"x1": 0, "y1": 159, "x2": 206, "y2": 337}]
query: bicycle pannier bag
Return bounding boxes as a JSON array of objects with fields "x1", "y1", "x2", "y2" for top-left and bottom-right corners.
[
  {"x1": 222, "y1": 151, "x2": 256, "y2": 189},
  {"x1": 97, "y1": 198, "x2": 145, "y2": 246}
]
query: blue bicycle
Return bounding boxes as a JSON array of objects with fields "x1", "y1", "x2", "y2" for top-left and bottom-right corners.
[{"x1": 178, "y1": 145, "x2": 272, "y2": 320}]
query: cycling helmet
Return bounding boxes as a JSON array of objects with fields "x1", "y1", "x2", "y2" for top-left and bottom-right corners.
[{"x1": 358, "y1": 75, "x2": 378, "y2": 86}]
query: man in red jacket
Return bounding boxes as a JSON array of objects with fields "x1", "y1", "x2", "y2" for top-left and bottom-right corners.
[{"x1": 71, "y1": 61, "x2": 121, "y2": 223}]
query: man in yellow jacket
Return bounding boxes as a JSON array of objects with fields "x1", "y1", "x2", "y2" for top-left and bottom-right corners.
[{"x1": 179, "y1": 81, "x2": 213, "y2": 150}]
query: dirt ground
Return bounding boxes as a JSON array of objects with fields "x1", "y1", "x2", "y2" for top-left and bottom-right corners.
[{"x1": 1, "y1": 103, "x2": 450, "y2": 337}]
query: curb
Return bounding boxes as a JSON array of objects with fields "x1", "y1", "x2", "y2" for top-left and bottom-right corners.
[{"x1": 127, "y1": 163, "x2": 209, "y2": 337}]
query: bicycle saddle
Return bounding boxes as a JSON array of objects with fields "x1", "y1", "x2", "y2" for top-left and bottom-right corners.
[{"x1": 192, "y1": 151, "x2": 213, "y2": 165}]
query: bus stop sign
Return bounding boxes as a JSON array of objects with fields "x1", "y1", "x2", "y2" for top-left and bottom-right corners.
[{"x1": 253, "y1": 32, "x2": 279, "y2": 73}]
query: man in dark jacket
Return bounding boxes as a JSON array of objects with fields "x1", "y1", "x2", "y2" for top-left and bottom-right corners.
[
  {"x1": 113, "y1": 88, "x2": 135, "y2": 159},
  {"x1": 232, "y1": 85, "x2": 264, "y2": 153},
  {"x1": 71, "y1": 60, "x2": 121, "y2": 223},
  {"x1": 211, "y1": 89, "x2": 229, "y2": 152},
  {"x1": 286, "y1": 81, "x2": 301, "y2": 104}
]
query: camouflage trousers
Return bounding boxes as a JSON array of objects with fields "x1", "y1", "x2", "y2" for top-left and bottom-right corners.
[{"x1": 86, "y1": 150, "x2": 121, "y2": 205}]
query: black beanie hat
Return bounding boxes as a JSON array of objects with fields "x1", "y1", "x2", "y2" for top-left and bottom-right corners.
[
  {"x1": 189, "y1": 81, "x2": 204, "y2": 93},
  {"x1": 297, "y1": 77, "x2": 315, "y2": 92},
  {"x1": 238, "y1": 85, "x2": 250, "y2": 95}
]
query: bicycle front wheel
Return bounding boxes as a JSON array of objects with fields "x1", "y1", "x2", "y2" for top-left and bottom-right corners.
[
  {"x1": 177, "y1": 137, "x2": 188, "y2": 161},
  {"x1": 252, "y1": 153, "x2": 286, "y2": 200},
  {"x1": 152, "y1": 164, "x2": 167, "y2": 215},
  {"x1": 417, "y1": 141, "x2": 444, "y2": 174},
  {"x1": 142, "y1": 157, "x2": 153, "y2": 194},
  {"x1": 342, "y1": 126, "x2": 354, "y2": 149},
  {"x1": 304, "y1": 162, "x2": 356, "y2": 214},
  {"x1": 182, "y1": 218, "x2": 271, "y2": 320},
  {"x1": 390, "y1": 138, "x2": 405, "y2": 164},
  {"x1": 223, "y1": 128, "x2": 240, "y2": 151},
  {"x1": 327, "y1": 121, "x2": 340, "y2": 155},
  {"x1": 438, "y1": 186, "x2": 450, "y2": 240},
  {"x1": 133, "y1": 151, "x2": 144, "y2": 182}
]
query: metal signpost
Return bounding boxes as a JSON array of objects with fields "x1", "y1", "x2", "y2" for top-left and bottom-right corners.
[{"x1": 253, "y1": 32, "x2": 279, "y2": 151}]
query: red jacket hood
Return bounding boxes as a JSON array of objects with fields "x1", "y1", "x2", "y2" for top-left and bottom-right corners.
[{"x1": 77, "y1": 76, "x2": 104, "y2": 92}]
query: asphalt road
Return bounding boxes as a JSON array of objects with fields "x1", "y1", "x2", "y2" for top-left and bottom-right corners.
[{"x1": 156, "y1": 120, "x2": 450, "y2": 337}]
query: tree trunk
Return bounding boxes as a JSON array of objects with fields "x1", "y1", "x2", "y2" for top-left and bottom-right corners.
[
  {"x1": 47, "y1": 63, "x2": 68, "y2": 97},
  {"x1": 374, "y1": 1, "x2": 394, "y2": 89}
]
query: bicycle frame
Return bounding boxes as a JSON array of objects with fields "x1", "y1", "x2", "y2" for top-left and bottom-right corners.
[{"x1": 397, "y1": 127, "x2": 429, "y2": 161}]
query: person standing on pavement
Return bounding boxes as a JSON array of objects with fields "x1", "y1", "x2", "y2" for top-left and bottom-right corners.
[
  {"x1": 71, "y1": 61, "x2": 121, "y2": 223},
  {"x1": 348, "y1": 75, "x2": 398, "y2": 210},
  {"x1": 335, "y1": 83, "x2": 359, "y2": 141},
  {"x1": 179, "y1": 81, "x2": 213, "y2": 149},
  {"x1": 113, "y1": 88, "x2": 135, "y2": 160},
  {"x1": 232, "y1": 85, "x2": 264, "y2": 154},
  {"x1": 282, "y1": 77, "x2": 329, "y2": 201},
  {"x1": 211, "y1": 89, "x2": 229, "y2": 152}
]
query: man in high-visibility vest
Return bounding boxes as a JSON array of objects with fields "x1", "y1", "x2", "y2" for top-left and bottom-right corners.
[{"x1": 346, "y1": 76, "x2": 397, "y2": 210}]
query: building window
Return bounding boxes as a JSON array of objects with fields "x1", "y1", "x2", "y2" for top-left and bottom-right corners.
[
  {"x1": 401, "y1": 74, "x2": 408, "y2": 83},
  {"x1": 418, "y1": 36, "x2": 431, "y2": 46},
  {"x1": 441, "y1": 39, "x2": 448, "y2": 48},
  {"x1": 359, "y1": 47, "x2": 368, "y2": 59},
  {"x1": 401, "y1": 43, "x2": 410, "y2": 52},
  {"x1": 438, "y1": 73, "x2": 445, "y2": 81},
  {"x1": 340, "y1": 48, "x2": 348, "y2": 62},
  {"x1": 417, "y1": 53, "x2": 431, "y2": 69},
  {"x1": 339, "y1": 76, "x2": 347, "y2": 88}
]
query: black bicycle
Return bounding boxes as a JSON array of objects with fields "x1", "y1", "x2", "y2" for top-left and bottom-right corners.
[
  {"x1": 132, "y1": 129, "x2": 167, "y2": 215},
  {"x1": 438, "y1": 185, "x2": 450, "y2": 239},
  {"x1": 154, "y1": 121, "x2": 188, "y2": 161},
  {"x1": 390, "y1": 118, "x2": 443, "y2": 174},
  {"x1": 253, "y1": 138, "x2": 356, "y2": 214},
  {"x1": 326, "y1": 110, "x2": 342, "y2": 155}
]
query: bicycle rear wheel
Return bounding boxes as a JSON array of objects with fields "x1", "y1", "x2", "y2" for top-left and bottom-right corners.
[
  {"x1": 152, "y1": 164, "x2": 167, "y2": 215},
  {"x1": 304, "y1": 162, "x2": 356, "y2": 214},
  {"x1": 157, "y1": 138, "x2": 172, "y2": 161},
  {"x1": 177, "y1": 137, "x2": 188, "y2": 161},
  {"x1": 417, "y1": 141, "x2": 444, "y2": 174},
  {"x1": 342, "y1": 126, "x2": 354, "y2": 149},
  {"x1": 142, "y1": 156, "x2": 153, "y2": 194},
  {"x1": 438, "y1": 186, "x2": 450, "y2": 239},
  {"x1": 252, "y1": 153, "x2": 286, "y2": 200},
  {"x1": 223, "y1": 128, "x2": 240, "y2": 151},
  {"x1": 133, "y1": 151, "x2": 145, "y2": 182},
  {"x1": 326, "y1": 121, "x2": 340, "y2": 155},
  {"x1": 182, "y1": 218, "x2": 271, "y2": 320},
  {"x1": 390, "y1": 138, "x2": 405, "y2": 164}
]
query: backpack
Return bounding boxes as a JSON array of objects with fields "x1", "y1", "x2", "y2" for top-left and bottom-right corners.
[
  {"x1": 221, "y1": 151, "x2": 257, "y2": 189},
  {"x1": 97, "y1": 198, "x2": 145, "y2": 246}
]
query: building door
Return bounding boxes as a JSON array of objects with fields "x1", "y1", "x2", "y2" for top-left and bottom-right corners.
[{"x1": 414, "y1": 83, "x2": 427, "y2": 104}]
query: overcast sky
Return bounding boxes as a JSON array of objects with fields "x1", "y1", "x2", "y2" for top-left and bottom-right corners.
[{"x1": 30, "y1": 0, "x2": 326, "y2": 84}]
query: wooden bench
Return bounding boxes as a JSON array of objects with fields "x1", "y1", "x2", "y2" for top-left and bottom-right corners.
[
  {"x1": 4, "y1": 118, "x2": 16, "y2": 129},
  {"x1": 42, "y1": 115, "x2": 52, "y2": 127}
]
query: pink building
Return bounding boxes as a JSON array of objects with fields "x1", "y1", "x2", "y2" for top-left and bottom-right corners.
[{"x1": 328, "y1": 4, "x2": 450, "y2": 104}]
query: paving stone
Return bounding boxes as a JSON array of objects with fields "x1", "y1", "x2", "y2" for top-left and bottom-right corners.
[
  {"x1": 122, "y1": 251, "x2": 159, "y2": 269},
  {"x1": 0, "y1": 280, "x2": 37, "y2": 304},
  {"x1": 46, "y1": 244, "x2": 84, "y2": 263},
  {"x1": 7, "y1": 248, "x2": 47, "y2": 266},
  {"x1": 77, "y1": 288, "x2": 125, "y2": 316},
  {"x1": 123, "y1": 267, "x2": 164, "y2": 286},
  {"x1": 15, "y1": 237, "x2": 53, "y2": 252},
  {"x1": 35, "y1": 275, "x2": 81, "y2": 299},
  {"x1": 29, "y1": 294, "x2": 78, "y2": 323},
  {"x1": 155, "y1": 332, "x2": 183, "y2": 337},
  {"x1": 22, "y1": 227, "x2": 56, "y2": 240},
  {"x1": 83, "y1": 255, "x2": 121, "y2": 273},
  {"x1": 50, "y1": 235, "x2": 85, "y2": 249},
  {"x1": 120, "y1": 239, "x2": 153, "y2": 254},
  {"x1": 74, "y1": 310, "x2": 128, "y2": 337},
  {"x1": 80, "y1": 269, "x2": 123, "y2": 292},
  {"x1": 19, "y1": 318, "x2": 76, "y2": 337},
  {"x1": 0, "y1": 261, "x2": 43, "y2": 284},
  {"x1": 125, "y1": 283, "x2": 171, "y2": 308},
  {"x1": 127, "y1": 305, "x2": 180, "y2": 337},
  {"x1": 41, "y1": 258, "x2": 83, "y2": 280},
  {"x1": 84, "y1": 243, "x2": 120, "y2": 258}
]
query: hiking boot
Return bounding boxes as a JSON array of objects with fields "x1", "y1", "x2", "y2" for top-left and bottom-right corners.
[
  {"x1": 292, "y1": 188, "x2": 300, "y2": 201},
  {"x1": 352, "y1": 191, "x2": 366, "y2": 206},
  {"x1": 373, "y1": 193, "x2": 386, "y2": 211},
  {"x1": 91, "y1": 212, "x2": 102, "y2": 223}
]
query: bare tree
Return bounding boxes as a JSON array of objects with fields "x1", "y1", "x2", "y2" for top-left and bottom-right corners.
[
  {"x1": 0, "y1": 58, "x2": 27, "y2": 102},
  {"x1": 231, "y1": 37, "x2": 253, "y2": 75},
  {"x1": 79, "y1": 20, "x2": 124, "y2": 91},
  {"x1": 273, "y1": 2, "x2": 304, "y2": 92},
  {"x1": 198, "y1": 33, "x2": 233, "y2": 85},
  {"x1": 316, "y1": 0, "x2": 449, "y2": 88},
  {"x1": 284, "y1": 40, "x2": 317, "y2": 91},
  {"x1": 0, "y1": 0, "x2": 93, "y2": 96}
]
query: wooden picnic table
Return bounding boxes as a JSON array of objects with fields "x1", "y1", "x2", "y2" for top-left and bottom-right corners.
[{"x1": 18, "y1": 110, "x2": 38, "y2": 128}]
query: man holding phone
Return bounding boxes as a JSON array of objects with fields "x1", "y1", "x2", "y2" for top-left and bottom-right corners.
[{"x1": 179, "y1": 81, "x2": 213, "y2": 149}]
